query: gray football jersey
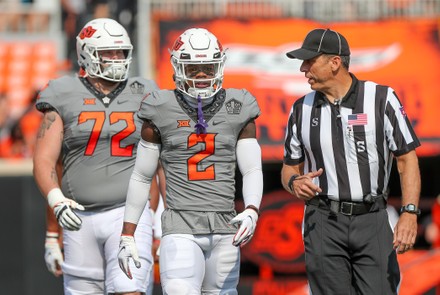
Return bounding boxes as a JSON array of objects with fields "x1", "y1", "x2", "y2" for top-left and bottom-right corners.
[
  {"x1": 36, "y1": 75, "x2": 159, "y2": 210},
  {"x1": 138, "y1": 88, "x2": 261, "y2": 235}
]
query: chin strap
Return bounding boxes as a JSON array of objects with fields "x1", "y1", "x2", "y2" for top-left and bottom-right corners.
[{"x1": 195, "y1": 95, "x2": 208, "y2": 134}]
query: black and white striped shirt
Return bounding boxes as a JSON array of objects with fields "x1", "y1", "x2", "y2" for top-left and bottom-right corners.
[{"x1": 283, "y1": 74, "x2": 420, "y2": 202}]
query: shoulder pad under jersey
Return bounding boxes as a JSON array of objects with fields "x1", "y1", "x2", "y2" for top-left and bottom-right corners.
[
  {"x1": 225, "y1": 88, "x2": 261, "y2": 120},
  {"x1": 36, "y1": 75, "x2": 80, "y2": 112},
  {"x1": 138, "y1": 90, "x2": 175, "y2": 121},
  {"x1": 142, "y1": 90, "x2": 175, "y2": 106},
  {"x1": 126, "y1": 77, "x2": 160, "y2": 94}
]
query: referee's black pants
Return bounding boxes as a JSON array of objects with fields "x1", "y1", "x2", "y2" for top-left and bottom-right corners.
[{"x1": 303, "y1": 205, "x2": 400, "y2": 295}]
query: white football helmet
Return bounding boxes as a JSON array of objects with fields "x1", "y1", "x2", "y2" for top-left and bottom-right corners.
[
  {"x1": 76, "y1": 18, "x2": 132, "y2": 82},
  {"x1": 170, "y1": 28, "x2": 226, "y2": 99}
]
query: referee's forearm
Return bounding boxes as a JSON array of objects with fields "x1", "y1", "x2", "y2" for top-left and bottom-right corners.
[
  {"x1": 396, "y1": 150, "x2": 421, "y2": 205},
  {"x1": 281, "y1": 163, "x2": 301, "y2": 194}
]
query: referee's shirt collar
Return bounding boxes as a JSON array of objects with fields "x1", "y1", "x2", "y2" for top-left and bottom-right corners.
[{"x1": 314, "y1": 73, "x2": 359, "y2": 108}]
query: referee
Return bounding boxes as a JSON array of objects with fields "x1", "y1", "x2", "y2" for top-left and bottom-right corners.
[{"x1": 281, "y1": 28, "x2": 421, "y2": 295}]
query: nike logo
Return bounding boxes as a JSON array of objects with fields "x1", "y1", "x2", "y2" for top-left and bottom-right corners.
[{"x1": 212, "y1": 120, "x2": 225, "y2": 126}]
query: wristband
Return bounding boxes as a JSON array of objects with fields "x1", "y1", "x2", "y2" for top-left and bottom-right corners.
[
  {"x1": 288, "y1": 174, "x2": 299, "y2": 191},
  {"x1": 47, "y1": 188, "x2": 65, "y2": 208},
  {"x1": 46, "y1": 231, "x2": 59, "y2": 239}
]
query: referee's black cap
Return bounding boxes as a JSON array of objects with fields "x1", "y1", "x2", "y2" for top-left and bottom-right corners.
[{"x1": 286, "y1": 28, "x2": 351, "y2": 60}]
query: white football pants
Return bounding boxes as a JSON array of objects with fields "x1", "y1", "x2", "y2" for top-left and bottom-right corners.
[
  {"x1": 62, "y1": 204, "x2": 153, "y2": 294},
  {"x1": 159, "y1": 233, "x2": 240, "y2": 295}
]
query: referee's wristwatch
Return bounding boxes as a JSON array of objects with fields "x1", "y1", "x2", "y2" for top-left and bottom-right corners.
[
  {"x1": 287, "y1": 174, "x2": 299, "y2": 191},
  {"x1": 400, "y1": 203, "x2": 421, "y2": 216}
]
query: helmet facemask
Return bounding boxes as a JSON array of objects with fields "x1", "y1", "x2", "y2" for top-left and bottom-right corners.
[{"x1": 87, "y1": 47, "x2": 132, "y2": 82}]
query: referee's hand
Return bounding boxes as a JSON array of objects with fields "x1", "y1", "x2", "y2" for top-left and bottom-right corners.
[
  {"x1": 393, "y1": 213, "x2": 418, "y2": 254},
  {"x1": 291, "y1": 168, "x2": 323, "y2": 201}
]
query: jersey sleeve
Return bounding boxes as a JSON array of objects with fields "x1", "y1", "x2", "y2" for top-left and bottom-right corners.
[
  {"x1": 242, "y1": 89, "x2": 261, "y2": 121},
  {"x1": 283, "y1": 97, "x2": 305, "y2": 165},
  {"x1": 384, "y1": 88, "x2": 421, "y2": 156},
  {"x1": 137, "y1": 90, "x2": 171, "y2": 124},
  {"x1": 35, "y1": 80, "x2": 62, "y2": 114}
]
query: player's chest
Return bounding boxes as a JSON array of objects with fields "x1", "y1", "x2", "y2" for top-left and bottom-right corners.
[
  {"x1": 162, "y1": 113, "x2": 238, "y2": 153},
  {"x1": 62, "y1": 100, "x2": 143, "y2": 143}
]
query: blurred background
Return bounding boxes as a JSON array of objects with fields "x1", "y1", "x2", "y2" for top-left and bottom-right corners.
[{"x1": 0, "y1": 0, "x2": 439, "y2": 294}]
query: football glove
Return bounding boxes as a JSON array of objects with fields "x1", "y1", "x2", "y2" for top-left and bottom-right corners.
[
  {"x1": 48, "y1": 188, "x2": 85, "y2": 231},
  {"x1": 118, "y1": 235, "x2": 141, "y2": 279},
  {"x1": 229, "y1": 208, "x2": 259, "y2": 247},
  {"x1": 44, "y1": 232, "x2": 63, "y2": 277}
]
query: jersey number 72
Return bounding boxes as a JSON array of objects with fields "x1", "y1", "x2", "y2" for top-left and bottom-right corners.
[{"x1": 78, "y1": 111, "x2": 136, "y2": 157}]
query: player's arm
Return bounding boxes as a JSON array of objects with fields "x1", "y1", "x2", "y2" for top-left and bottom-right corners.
[
  {"x1": 150, "y1": 162, "x2": 166, "y2": 262},
  {"x1": 33, "y1": 111, "x2": 64, "y2": 196},
  {"x1": 157, "y1": 161, "x2": 167, "y2": 208},
  {"x1": 149, "y1": 175, "x2": 160, "y2": 213},
  {"x1": 119, "y1": 120, "x2": 161, "y2": 279},
  {"x1": 393, "y1": 150, "x2": 421, "y2": 254},
  {"x1": 229, "y1": 120, "x2": 263, "y2": 247},
  {"x1": 44, "y1": 147, "x2": 64, "y2": 276},
  {"x1": 33, "y1": 111, "x2": 84, "y2": 231}
]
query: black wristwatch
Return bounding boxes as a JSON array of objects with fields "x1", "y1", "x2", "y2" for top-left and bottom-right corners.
[
  {"x1": 288, "y1": 174, "x2": 299, "y2": 191},
  {"x1": 400, "y1": 204, "x2": 421, "y2": 216}
]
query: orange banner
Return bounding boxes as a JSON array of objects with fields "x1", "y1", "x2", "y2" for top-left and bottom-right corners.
[{"x1": 156, "y1": 19, "x2": 440, "y2": 161}]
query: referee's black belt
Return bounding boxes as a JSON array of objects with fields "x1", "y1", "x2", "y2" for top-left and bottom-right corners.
[{"x1": 306, "y1": 195, "x2": 387, "y2": 216}]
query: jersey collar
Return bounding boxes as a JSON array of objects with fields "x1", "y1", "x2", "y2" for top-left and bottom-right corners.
[{"x1": 314, "y1": 73, "x2": 359, "y2": 108}]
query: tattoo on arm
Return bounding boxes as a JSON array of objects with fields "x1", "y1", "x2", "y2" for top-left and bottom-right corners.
[
  {"x1": 50, "y1": 167, "x2": 59, "y2": 185},
  {"x1": 37, "y1": 112, "x2": 57, "y2": 139}
]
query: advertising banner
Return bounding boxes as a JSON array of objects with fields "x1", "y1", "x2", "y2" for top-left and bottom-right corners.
[{"x1": 156, "y1": 19, "x2": 440, "y2": 161}]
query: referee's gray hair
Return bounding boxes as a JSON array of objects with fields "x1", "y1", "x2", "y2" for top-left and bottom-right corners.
[
  {"x1": 340, "y1": 55, "x2": 350, "y2": 70},
  {"x1": 324, "y1": 54, "x2": 350, "y2": 70}
]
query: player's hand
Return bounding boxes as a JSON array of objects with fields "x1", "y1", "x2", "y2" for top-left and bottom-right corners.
[
  {"x1": 118, "y1": 235, "x2": 141, "y2": 279},
  {"x1": 44, "y1": 232, "x2": 63, "y2": 277},
  {"x1": 229, "y1": 208, "x2": 259, "y2": 247},
  {"x1": 48, "y1": 188, "x2": 85, "y2": 231}
]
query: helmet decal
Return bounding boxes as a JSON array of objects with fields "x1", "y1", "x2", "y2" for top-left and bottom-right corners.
[
  {"x1": 79, "y1": 26, "x2": 97, "y2": 39},
  {"x1": 217, "y1": 40, "x2": 223, "y2": 52},
  {"x1": 173, "y1": 37, "x2": 184, "y2": 51}
]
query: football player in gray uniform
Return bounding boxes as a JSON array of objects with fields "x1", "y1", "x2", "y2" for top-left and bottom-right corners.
[
  {"x1": 33, "y1": 18, "x2": 160, "y2": 295},
  {"x1": 117, "y1": 28, "x2": 264, "y2": 294}
]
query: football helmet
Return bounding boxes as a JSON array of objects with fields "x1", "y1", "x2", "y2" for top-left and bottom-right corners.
[
  {"x1": 76, "y1": 18, "x2": 132, "y2": 82},
  {"x1": 170, "y1": 28, "x2": 226, "y2": 99}
]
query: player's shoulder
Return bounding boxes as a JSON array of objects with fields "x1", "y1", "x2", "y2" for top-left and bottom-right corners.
[
  {"x1": 126, "y1": 76, "x2": 159, "y2": 92},
  {"x1": 224, "y1": 88, "x2": 254, "y2": 98},
  {"x1": 142, "y1": 89, "x2": 175, "y2": 106},
  {"x1": 36, "y1": 75, "x2": 81, "y2": 110},
  {"x1": 42, "y1": 75, "x2": 80, "y2": 94},
  {"x1": 224, "y1": 88, "x2": 258, "y2": 106}
]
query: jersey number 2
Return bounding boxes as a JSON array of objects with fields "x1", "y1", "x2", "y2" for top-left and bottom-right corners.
[
  {"x1": 78, "y1": 111, "x2": 136, "y2": 157},
  {"x1": 187, "y1": 133, "x2": 216, "y2": 181}
]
